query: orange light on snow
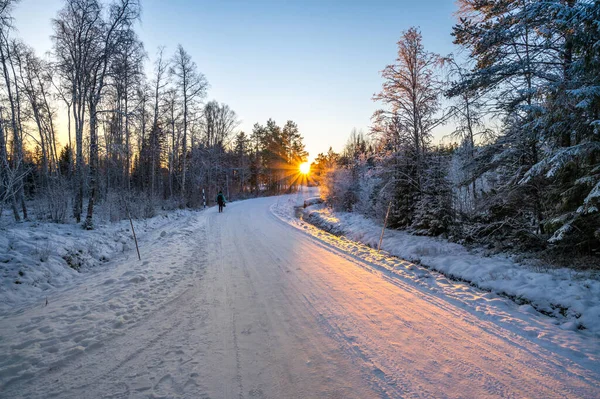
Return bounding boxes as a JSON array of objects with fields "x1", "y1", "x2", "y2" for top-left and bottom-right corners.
[{"x1": 299, "y1": 162, "x2": 310, "y2": 175}]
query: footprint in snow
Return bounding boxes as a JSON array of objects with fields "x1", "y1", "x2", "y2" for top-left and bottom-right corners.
[
  {"x1": 154, "y1": 374, "x2": 175, "y2": 396},
  {"x1": 128, "y1": 275, "x2": 146, "y2": 283},
  {"x1": 38, "y1": 326, "x2": 53, "y2": 334},
  {"x1": 249, "y1": 388, "x2": 265, "y2": 397},
  {"x1": 373, "y1": 367, "x2": 386, "y2": 378},
  {"x1": 241, "y1": 326, "x2": 253, "y2": 335}
]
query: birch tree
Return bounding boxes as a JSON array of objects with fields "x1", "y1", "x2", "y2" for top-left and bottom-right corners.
[
  {"x1": 170, "y1": 44, "x2": 208, "y2": 197},
  {"x1": 84, "y1": 0, "x2": 140, "y2": 228},
  {"x1": 53, "y1": 0, "x2": 102, "y2": 223},
  {"x1": 149, "y1": 47, "x2": 168, "y2": 195},
  {"x1": 110, "y1": 27, "x2": 144, "y2": 190},
  {"x1": 14, "y1": 43, "x2": 59, "y2": 181},
  {"x1": 0, "y1": 0, "x2": 27, "y2": 221},
  {"x1": 53, "y1": 0, "x2": 140, "y2": 227}
]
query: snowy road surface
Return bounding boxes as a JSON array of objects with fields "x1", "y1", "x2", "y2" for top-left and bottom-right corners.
[{"x1": 1, "y1": 196, "x2": 600, "y2": 398}]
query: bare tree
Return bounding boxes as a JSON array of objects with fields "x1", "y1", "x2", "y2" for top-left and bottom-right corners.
[
  {"x1": 203, "y1": 100, "x2": 237, "y2": 148},
  {"x1": 202, "y1": 100, "x2": 238, "y2": 196},
  {"x1": 0, "y1": 106, "x2": 22, "y2": 220},
  {"x1": 53, "y1": 0, "x2": 103, "y2": 223},
  {"x1": 110, "y1": 27, "x2": 145, "y2": 190},
  {"x1": 170, "y1": 44, "x2": 208, "y2": 197},
  {"x1": 149, "y1": 47, "x2": 168, "y2": 195},
  {"x1": 50, "y1": 65, "x2": 74, "y2": 174},
  {"x1": 373, "y1": 27, "x2": 443, "y2": 193},
  {"x1": 0, "y1": 0, "x2": 26, "y2": 221},
  {"x1": 84, "y1": 0, "x2": 140, "y2": 228},
  {"x1": 163, "y1": 86, "x2": 179, "y2": 197},
  {"x1": 14, "y1": 42, "x2": 59, "y2": 180},
  {"x1": 53, "y1": 0, "x2": 140, "y2": 227}
]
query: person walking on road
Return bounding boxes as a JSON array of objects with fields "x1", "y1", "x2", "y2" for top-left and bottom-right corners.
[{"x1": 216, "y1": 190, "x2": 226, "y2": 213}]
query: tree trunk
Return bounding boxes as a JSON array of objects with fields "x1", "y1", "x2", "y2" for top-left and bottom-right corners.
[
  {"x1": 85, "y1": 100, "x2": 98, "y2": 229},
  {"x1": 74, "y1": 88, "x2": 85, "y2": 223},
  {"x1": 182, "y1": 94, "x2": 187, "y2": 197},
  {"x1": 0, "y1": 34, "x2": 23, "y2": 221},
  {"x1": 66, "y1": 101, "x2": 73, "y2": 175},
  {"x1": 0, "y1": 108, "x2": 20, "y2": 221}
]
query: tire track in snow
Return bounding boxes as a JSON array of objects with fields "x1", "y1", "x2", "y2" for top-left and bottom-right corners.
[
  {"x1": 293, "y1": 223, "x2": 600, "y2": 394},
  {"x1": 218, "y1": 200, "x2": 378, "y2": 398},
  {"x1": 268, "y1": 196, "x2": 600, "y2": 398}
]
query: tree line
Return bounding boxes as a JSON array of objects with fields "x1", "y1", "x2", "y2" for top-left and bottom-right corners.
[
  {"x1": 0, "y1": 0, "x2": 307, "y2": 227},
  {"x1": 315, "y1": 0, "x2": 600, "y2": 256}
]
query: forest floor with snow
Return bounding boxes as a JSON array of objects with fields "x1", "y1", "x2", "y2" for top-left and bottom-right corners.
[{"x1": 269, "y1": 192, "x2": 600, "y2": 337}]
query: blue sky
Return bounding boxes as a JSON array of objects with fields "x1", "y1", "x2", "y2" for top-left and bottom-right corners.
[{"x1": 14, "y1": 0, "x2": 459, "y2": 160}]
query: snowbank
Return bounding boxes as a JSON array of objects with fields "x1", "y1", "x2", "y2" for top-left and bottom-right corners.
[
  {"x1": 0, "y1": 209, "x2": 202, "y2": 309},
  {"x1": 301, "y1": 205, "x2": 600, "y2": 334}
]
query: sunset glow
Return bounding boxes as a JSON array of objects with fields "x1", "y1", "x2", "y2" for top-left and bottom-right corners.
[{"x1": 299, "y1": 162, "x2": 310, "y2": 175}]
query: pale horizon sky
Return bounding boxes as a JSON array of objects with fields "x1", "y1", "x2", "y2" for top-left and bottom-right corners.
[{"x1": 13, "y1": 0, "x2": 459, "y2": 160}]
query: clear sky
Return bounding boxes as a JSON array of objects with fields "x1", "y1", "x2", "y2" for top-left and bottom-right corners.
[{"x1": 13, "y1": 0, "x2": 459, "y2": 160}]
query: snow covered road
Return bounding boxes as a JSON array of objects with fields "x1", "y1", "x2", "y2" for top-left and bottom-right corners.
[{"x1": 1, "y1": 196, "x2": 600, "y2": 398}]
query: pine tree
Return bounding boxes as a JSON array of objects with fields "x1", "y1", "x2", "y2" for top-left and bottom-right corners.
[
  {"x1": 411, "y1": 147, "x2": 454, "y2": 236},
  {"x1": 452, "y1": 0, "x2": 600, "y2": 252}
]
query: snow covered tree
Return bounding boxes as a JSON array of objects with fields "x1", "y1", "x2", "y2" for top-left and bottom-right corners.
[
  {"x1": 373, "y1": 27, "x2": 442, "y2": 183},
  {"x1": 411, "y1": 146, "x2": 454, "y2": 236},
  {"x1": 311, "y1": 147, "x2": 338, "y2": 182},
  {"x1": 452, "y1": 0, "x2": 600, "y2": 252},
  {"x1": 373, "y1": 27, "x2": 444, "y2": 227},
  {"x1": 444, "y1": 56, "x2": 494, "y2": 209},
  {"x1": 322, "y1": 130, "x2": 372, "y2": 212}
]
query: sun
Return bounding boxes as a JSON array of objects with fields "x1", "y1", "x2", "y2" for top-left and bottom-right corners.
[{"x1": 299, "y1": 162, "x2": 310, "y2": 175}]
